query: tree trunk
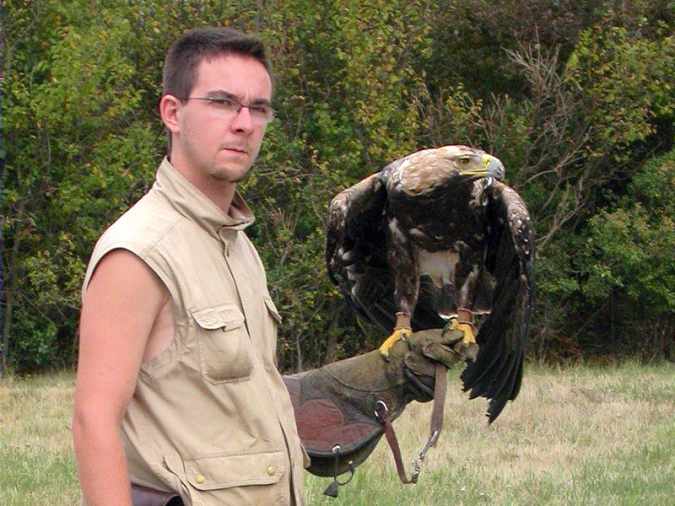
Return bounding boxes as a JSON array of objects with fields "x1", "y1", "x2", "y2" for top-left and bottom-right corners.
[
  {"x1": 323, "y1": 304, "x2": 345, "y2": 365},
  {"x1": 0, "y1": 223, "x2": 5, "y2": 377},
  {"x1": 324, "y1": 331, "x2": 338, "y2": 365},
  {"x1": 0, "y1": 23, "x2": 5, "y2": 376},
  {"x1": 1, "y1": 200, "x2": 25, "y2": 377},
  {"x1": 295, "y1": 332, "x2": 303, "y2": 373}
]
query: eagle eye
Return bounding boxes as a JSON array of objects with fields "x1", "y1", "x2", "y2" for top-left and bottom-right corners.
[{"x1": 459, "y1": 157, "x2": 471, "y2": 164}]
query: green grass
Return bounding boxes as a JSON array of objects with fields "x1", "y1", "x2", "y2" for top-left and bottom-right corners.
[
  {"x1": 304, "y1": 362, "x2": 675, "y2": 505},
  {"x1": 0, "y1": 371, "x2": 80, "y2": 505},
  {"x1": 1, "y1": 363, "x2": 673, "y2": 505}
]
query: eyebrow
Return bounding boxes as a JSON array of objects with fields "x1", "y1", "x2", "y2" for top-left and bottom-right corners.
[{"x1": 205, "y1": 89, "x2": 272, "y2": 107}]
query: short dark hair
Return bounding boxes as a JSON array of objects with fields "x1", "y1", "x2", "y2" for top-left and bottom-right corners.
[{"x1": 162, "y1": 27, "x2": 271, "y2": 99}]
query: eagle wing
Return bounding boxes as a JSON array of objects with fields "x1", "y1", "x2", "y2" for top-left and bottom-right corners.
[
  {"x1": 461, "y1": 181, "x2": 535, "y2": 423},
  {"x1": 326, "y1": 173, "x2": 393, "y2": 330},
  {"x1": 326, "y1": 168, "x2": 447, "y2": 334}
]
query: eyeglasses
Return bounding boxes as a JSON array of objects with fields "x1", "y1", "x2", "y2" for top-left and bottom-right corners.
[{"x1": 179, "y1": 93, "x2": 275, "y2": 125}]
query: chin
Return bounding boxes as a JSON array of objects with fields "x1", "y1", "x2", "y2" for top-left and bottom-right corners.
[{"x1": 210, "y1": 165, "x2": 252, "y2": 183}]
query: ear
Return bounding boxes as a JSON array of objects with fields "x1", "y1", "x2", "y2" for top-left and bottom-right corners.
[{"x1": 159, "y1": 94, "x2": 181, "y2": 135}]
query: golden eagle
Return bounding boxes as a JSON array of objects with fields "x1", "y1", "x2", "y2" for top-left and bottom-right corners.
[{"x1": 326, "y1": 145, "x2": 534, "y2": 422}]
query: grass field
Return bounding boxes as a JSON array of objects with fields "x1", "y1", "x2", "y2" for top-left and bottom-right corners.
[{"x1": 1, "y1": 362, "x2": 673, "y2": 505}]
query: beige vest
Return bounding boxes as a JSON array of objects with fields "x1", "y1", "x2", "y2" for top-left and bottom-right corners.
[{"x1": 82, "y1": 158, "x2": 306, "y2": 506}]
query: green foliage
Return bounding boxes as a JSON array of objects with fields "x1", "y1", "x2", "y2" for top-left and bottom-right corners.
[
  {"x1": 246, "y1": 0, "x2": 438, "y2": 368},
  {"x1": 538, "y1": 149, "x2": 675, "y2": 360},
  {"x1": 583, "y1": 150, "x2": 675, "y2": 314},
  {"x1": 2, "y1": 1, "x2": 162, "y2": 371},
  {"x1": 566, "y1": 22, "x2": 674, "y2": 160},
  {"x1": 1, "y1": 0, "x2": 673, "y2": 372},
  {"x1": 422, "y1": 0, "x2": 605, "y2": 101}
]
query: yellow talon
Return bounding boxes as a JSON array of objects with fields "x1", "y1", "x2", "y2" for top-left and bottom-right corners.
[
  {"x1": 379, "y1": 327, "x2": 412, "y2": 359},
  {"x1": 448, "y1": 316, "x2": 479, "y2": 362},
  {"x1": 450, "y1": 318, "x2": 476, "y2": 345}
]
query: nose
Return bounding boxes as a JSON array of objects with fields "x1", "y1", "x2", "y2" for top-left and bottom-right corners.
[{"x1": 229, "y1": 105, "x2": 254, "y2": 133}]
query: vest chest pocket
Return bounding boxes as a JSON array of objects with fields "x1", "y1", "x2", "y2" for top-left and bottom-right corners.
[{"x1": 191, "y1": 304, "x2": 253, "y2": 383}]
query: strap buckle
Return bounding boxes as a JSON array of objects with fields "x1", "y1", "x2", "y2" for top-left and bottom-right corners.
[{"x1": 410, "y1": 429, "x2": 439, "y2": 483}]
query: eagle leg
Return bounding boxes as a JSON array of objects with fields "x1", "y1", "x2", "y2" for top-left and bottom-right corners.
[
  {"x1": 380, "y1": 217, "x2": 419, "y2": 359},
  {"x1": 379, "y1": 312, "x2": 412, "y2": 359},
  {"x1": 445, "y1": 308, "x2": 479, "y2": 362}
]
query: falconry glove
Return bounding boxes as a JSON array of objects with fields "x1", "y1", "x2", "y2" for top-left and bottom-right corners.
[{"x1": 282, "y1": 328, "x2": 465, "y2": 495}]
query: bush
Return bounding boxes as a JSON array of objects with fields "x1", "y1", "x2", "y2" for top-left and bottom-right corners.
[{"x1": 1, "y1": 0, "x2": 673, "y2": 372}]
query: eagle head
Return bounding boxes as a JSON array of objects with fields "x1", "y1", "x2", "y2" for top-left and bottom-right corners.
[{"x1": 450, "y1": 146, "x2": 505, "y2": 181}]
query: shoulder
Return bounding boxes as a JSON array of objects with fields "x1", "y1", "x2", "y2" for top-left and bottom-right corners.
[
  {"x1": 86, "y1": 248, "x2": 167, "y2": 299},
  {"x1": 99, "y1": 192, "x2": 183, "y2": 254},
  {"x1": 82, "y1": 191, "x2": 184, "y2": 300}
]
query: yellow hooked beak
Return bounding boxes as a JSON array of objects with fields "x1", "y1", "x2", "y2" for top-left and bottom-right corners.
[
  {"x1": 459, "y1": 154, "x2": 506, "y2": 180},
  {"x1": 483, "y1": 154, "x2": 505, "y2": 180}
]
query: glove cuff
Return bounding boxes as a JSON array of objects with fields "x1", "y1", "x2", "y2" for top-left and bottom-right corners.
[{"x1": 283, "y1": 349, "x2": 431, "y2": 478}]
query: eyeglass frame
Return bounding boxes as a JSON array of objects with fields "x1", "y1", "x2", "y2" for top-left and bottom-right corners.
[{"x1": 175, "y1": 91, "x2": 275, "y2": 124}]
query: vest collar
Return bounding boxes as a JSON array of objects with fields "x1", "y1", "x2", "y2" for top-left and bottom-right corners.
[{"x1": 154, "y1": 157, "x2": 255, "y2": 238}]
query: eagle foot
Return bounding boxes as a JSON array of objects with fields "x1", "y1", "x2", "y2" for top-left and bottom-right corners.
[
  {"x1": 379, "y1": 327, "x2": 412, "y2": 360},
  {"x1": 445, "y1": 318, "x2": 479, "y2": 362},
  {"x1": 454, "y1": 340, "x2": 479, "y2": 362}
]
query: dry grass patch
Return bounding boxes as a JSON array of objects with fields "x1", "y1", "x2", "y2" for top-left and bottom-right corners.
[
  {"x1": 1, "y1": 363, "x2": 672, "y2": 505},
  {"x1": 0, "y1": 372, "x2": 79, "y2": 506},
  {"x1": 306, "y1": 362, "x2": 675, "y2": 505}
]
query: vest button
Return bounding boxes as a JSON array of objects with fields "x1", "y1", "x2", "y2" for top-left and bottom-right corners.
[
  {"x1": 195, "y1": 474, "x2": 205, "y2": 484},
  {"x1": 266, "y1": 465, "x2": 276, "y2": 476}
]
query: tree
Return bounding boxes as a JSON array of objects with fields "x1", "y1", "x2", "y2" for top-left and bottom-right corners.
[
  {"x1": 580, "y1": 150, "x2": 674, "y2": 359},
  {"x1": 1, "y1": 0, "x2": 673, "y2": 372},
  {"x1": 2, "y1": 1, "x2": 160, "y2": 371},
  {"x1": 1, "y1": 1, "x2": 7, "y2": 375}
]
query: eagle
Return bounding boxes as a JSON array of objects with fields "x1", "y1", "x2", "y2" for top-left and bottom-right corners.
[{"x1": 326, "y1": 145, "x2": 534, "y2": 422}]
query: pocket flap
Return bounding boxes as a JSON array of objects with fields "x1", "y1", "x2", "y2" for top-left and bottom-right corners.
[
  {"x1": 264, "y1": 296, "x2": 282, "y2": 324},
  {"x1": 191, "y1": 304, "x2": 245, "y2": 330},
  {"x1": 185, "y1": 450, "x2": 285, "y2": 491}
]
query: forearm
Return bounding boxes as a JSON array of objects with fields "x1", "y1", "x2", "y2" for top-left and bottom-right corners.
[
  {"x1": 73, "y1": 415, "x2": 132, "y2": 506},
  {"x1": 284, "y1": 346, "x2": 437, "y2": 477},
  {"x1": 284, "y1": 330, "x2": 463, "y2": 479}
]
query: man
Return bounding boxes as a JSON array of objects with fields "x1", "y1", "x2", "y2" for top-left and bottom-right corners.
[{"x1": 74, "y1": 27, "x2": 462, "y2": 506}]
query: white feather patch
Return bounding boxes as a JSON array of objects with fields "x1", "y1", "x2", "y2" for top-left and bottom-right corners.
[{"x1": 418, "y1": 249, "x2": 459, "y2": 288}]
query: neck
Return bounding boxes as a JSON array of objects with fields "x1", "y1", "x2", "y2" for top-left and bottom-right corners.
[{"x1": 169, "y1": 152, "x2": 237, "y2": 215}]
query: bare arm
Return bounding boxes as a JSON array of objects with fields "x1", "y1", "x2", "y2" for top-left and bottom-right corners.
[{"x1": 73, "y1": 250, "x2": 169, "y2": 506}]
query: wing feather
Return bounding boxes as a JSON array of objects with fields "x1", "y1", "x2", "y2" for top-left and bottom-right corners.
[
  {"x1": 461, "y1": 182, "x2": 534, "y2": 423},
  {"x1": 325, "y1": 168, "x2": 446, "y2": 334},
  {"x1": 326, "y1": 173, "x2": 392, "y2": 332}
]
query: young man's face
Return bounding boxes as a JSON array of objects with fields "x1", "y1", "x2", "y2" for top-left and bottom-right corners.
[{"x1": 173, "y1": 54, "x2": 272, "y2": 185}]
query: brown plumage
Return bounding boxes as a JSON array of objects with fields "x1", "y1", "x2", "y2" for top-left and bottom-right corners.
[{"x1": 326, "y1": 145, "x2": 534, "y2": 422}]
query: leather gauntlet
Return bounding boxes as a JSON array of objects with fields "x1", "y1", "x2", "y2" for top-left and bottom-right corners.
[{"x1": 282, "y1": 328, "x2": 464, "y2": 479}]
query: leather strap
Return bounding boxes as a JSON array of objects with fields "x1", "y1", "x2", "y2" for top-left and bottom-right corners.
[
  {"x1": 375, "y1": 363, "x2": 448, "y2": 484},
  {"x1": 375, "y1": 400, "x2": 412, "y2": 484},
  {"x1": 430, "y1": 362, "x2": 447, "y2": 440}
]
